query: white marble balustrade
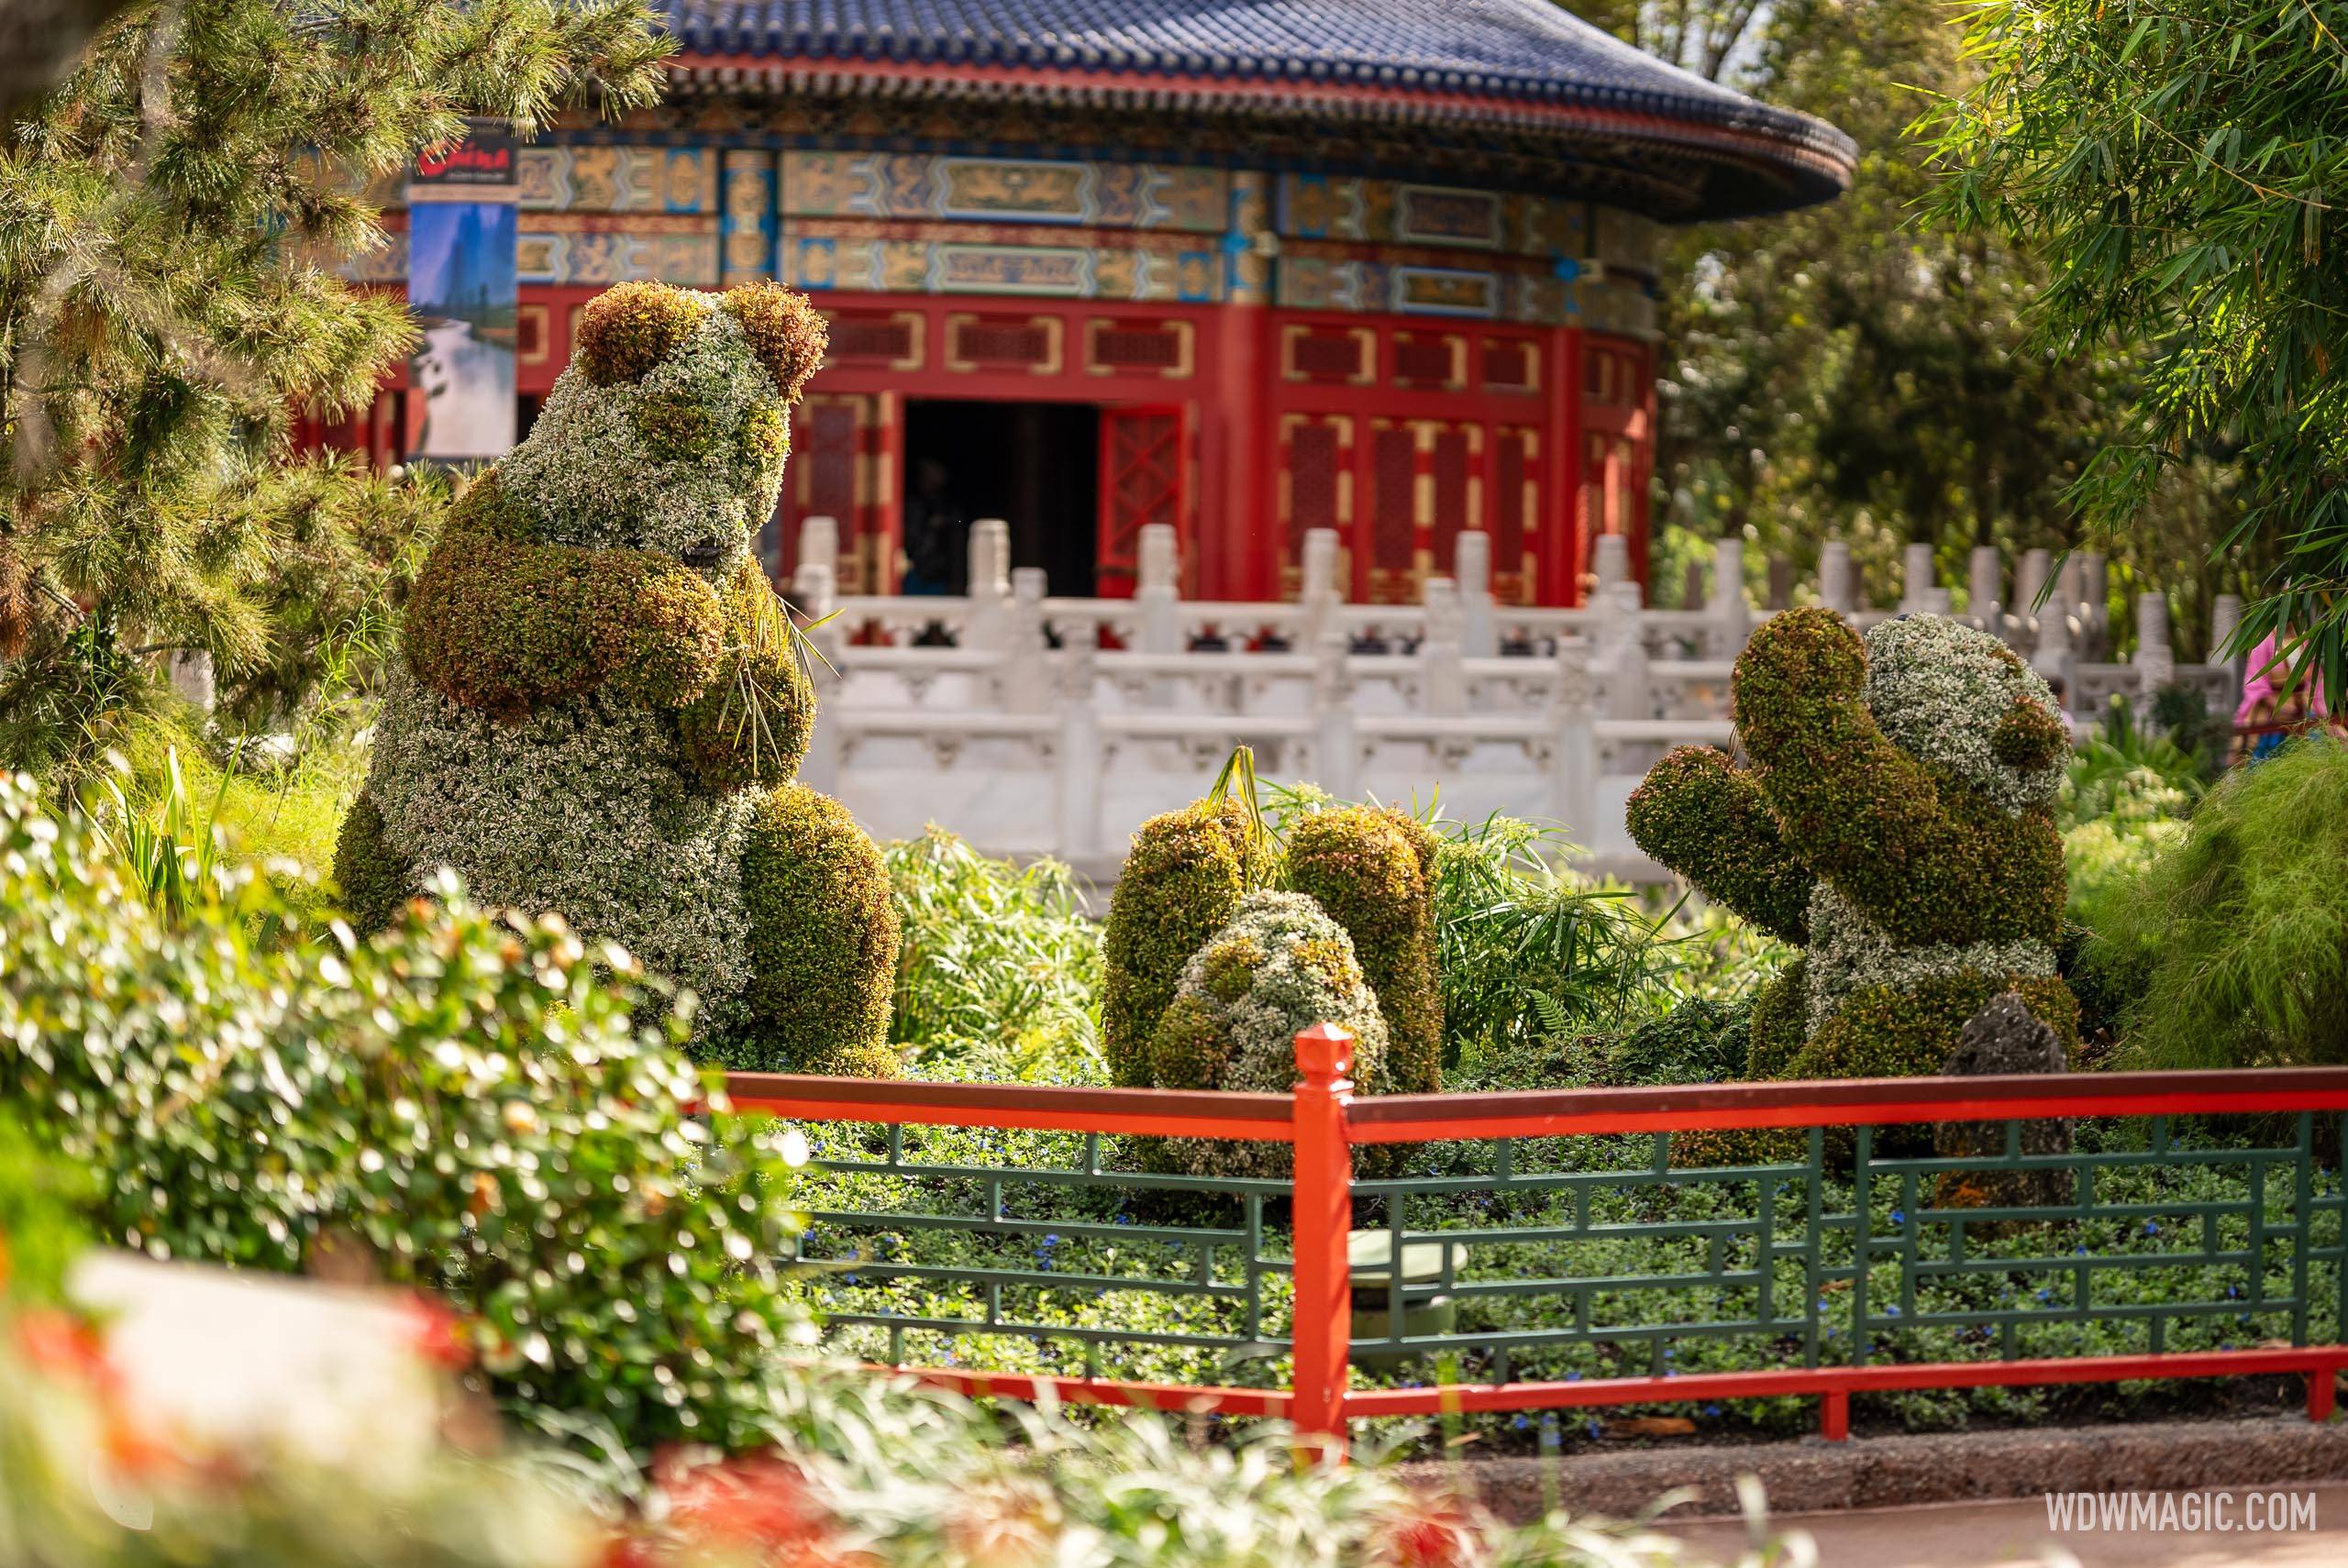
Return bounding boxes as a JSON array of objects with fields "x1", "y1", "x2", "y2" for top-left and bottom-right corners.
[{"x1": 786, "y1": 517, "x2": 2240, "y2": 880}]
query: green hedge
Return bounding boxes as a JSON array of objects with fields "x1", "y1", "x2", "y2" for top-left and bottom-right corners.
[
  {"x1": 1099, "y1": 797, "x2": 1263, "y2": 1087},
  {"x1": 730, "y1": 782, "x2": 903, "y2": 1077},
  {"x1": 0, "y1": 772, "x2": 809, "y2": 1458}
]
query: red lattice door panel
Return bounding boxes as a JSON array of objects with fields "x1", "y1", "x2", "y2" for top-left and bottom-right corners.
[
  {"x1": 1097, "y1": 404, "x2": 1190, "y2": 599},
  {"x1": 784, "y1": 392, "x2": 896, "y2": 594},
  {"x1": 1278, "y1": 412, "x2": 1354, "y2": 599}
]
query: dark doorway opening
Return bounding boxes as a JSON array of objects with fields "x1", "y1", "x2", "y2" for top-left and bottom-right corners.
[{"x1": 903, "y1": 399, "x2": 1100, "y2": 597}]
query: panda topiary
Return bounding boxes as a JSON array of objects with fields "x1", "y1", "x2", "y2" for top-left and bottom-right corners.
[
  {"x1": 334, "y1": 280, "x2": 901, "y2": 1077},
  {"x1": 1626, "y1": 607, "x2": 2078, "y2": 1104}
]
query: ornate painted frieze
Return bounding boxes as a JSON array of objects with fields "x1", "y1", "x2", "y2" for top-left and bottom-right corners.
[{"x1": 779, "y1": 151, "x2": 1227, "y2": 233}]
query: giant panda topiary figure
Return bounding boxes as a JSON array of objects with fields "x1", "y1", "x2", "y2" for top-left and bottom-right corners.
[
  {"x1": 1626, "y1": 607, "x2": 2077, "y2": 1102},
  {"x1": 333, "y1": 280, "x2": 902, "y2": 1077}
]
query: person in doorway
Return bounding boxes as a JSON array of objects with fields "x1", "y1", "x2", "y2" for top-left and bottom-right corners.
[{"x1": 900, "y1": 457, "x2": 969, "y2": 598}]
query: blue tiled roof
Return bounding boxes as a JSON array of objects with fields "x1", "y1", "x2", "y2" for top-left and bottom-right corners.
[{"x1": 665, "y1": 1, "x2": 1854, "y2": 210}]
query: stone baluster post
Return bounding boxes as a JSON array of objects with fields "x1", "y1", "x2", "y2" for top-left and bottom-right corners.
[
  {"x1": 1550, "y1": 636, "x2": 1598, "y2": 839},
  {"x1": 1421, "y1": 576, "x2": 1466, "y2": 715},
  {"x1": 796, "y1": 513, "x2": 839, "y2": 582},
  {"x1": 1312, "y1": 631, "x2": 1358, "y2": 801},
  {"x1": 790, "y1": 543, "x2": 844, "y2": 795},
  {"x1": 1002, "y1": 567, "x2": 1051, "y2": 713},
  {"x1": 1591, "y1": 533, "x2": 1631, "y2": 594},
  {"x1": 1300, "y1": 527, "x2": 1343, "y2": 651},
  {"x1": 2134, "y1": 591, "x2": 2176, "y2": 713},
  {"x1": 1136, "y1": 522, "x2": 1181, "y2": 655},
  {"x1": 167, "y1": 650, "x2": 216, "y2": 712},
  {"x1": 2015, "y1": 547, "x2": 2053, "y2": 652},
  {"x1": 1706, "y1": 536, "x2": 1750, "y2": 657},
  {"x1": 965, "y1": 517, "x2": 1012, "y2": 654},
  {"x1": 1057, "y1": 623, "x2": 1102, "y2": 865},
  {"x1": 2032, "y1": 580, "x2": 2077, "y2": 710},
  {"x1": 2078, "y1": 553, "x2": 2110, "y2": 660},
  {"x1": 1454, "y1": 529, "x2": 1498, "y2": 657},
  {"x1": 1899, "y1": 541, "x2": 1936, "y2": 615},
  {"x1": 1967, "y1": 546, "x2": 2004, "y2": 637},
  {"x1": 2209, "y1": 591, "x2": 2246, "y2": 697},
  {"x1": 1818, "y1": 539, "x2": 1855, "y2": 616}
]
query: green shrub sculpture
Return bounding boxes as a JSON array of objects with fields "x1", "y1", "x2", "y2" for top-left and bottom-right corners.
[
  {"x1": 335, "y1": 279, "x2": 900, "y2": 1075},
  {"x1": 1146, "y1": 890, "x2": 1389, "y2": 1177},
  {"x1": 1100, "y1": 796, "x2": 1268, "y2": 1087},
  {"x1": 1627, "y1": 609, "x2": 2078, "y2": 1119},
  {"x1": 1283, "y1": 804, "x2": 1443, "y2": 1095},
  {"x1": 1102, "y1": 790, "x2": 1445, "y2": 1109}
]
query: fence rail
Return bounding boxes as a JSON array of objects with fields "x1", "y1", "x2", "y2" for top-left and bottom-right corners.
[{"x1": 722, "y1": 1030, "x2": 2348, "y2": 1452}]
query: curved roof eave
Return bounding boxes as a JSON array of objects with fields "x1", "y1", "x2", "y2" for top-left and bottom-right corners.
[{"x1": 659, "y1": 1, "x2": 1857, "y2": 222}]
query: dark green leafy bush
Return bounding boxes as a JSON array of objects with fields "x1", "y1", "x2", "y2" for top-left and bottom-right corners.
[
  {"x1": 1283, "y1": 804, "x2": 1443, "y2": 1093},
  {"x1": 1100, "y1": 797, "x2": 1263, "y2": 1087},
  {"x1": 0, "y1": 773, "x2": 810, "y2": 1457},
  {"x1": 733, "y1": 783, "x2": 903, "y2": 1077}
]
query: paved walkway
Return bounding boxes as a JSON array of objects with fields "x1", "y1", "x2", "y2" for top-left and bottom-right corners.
[{"x1": 1665, "y1": 1485, "x2": 2348, "y2": 1567}]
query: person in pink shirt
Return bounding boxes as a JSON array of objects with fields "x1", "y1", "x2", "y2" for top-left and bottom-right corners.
[{"x1": 2233, "y1": 629, "x2": 2335, "y2": 762}]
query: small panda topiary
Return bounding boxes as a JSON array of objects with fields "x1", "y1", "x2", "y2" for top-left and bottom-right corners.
[
  {"x1": 1626, "y1": 608, "x2": 2077, "y2": 1123},
  {"x1": 1145, "y1": 890, "x2": 1389, "y2": 1179},
  {"x1": 334, "y1": 280, "x2": 901, "y2": 1074}
]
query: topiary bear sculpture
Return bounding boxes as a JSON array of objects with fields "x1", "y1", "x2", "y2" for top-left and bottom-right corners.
[
  {"x1": 1102, "y1": 796, "x2": 1440, "y2": 1098},
  {"x1": 1146, "y1": 890, "x2": 1389, "y2": 1178},
  {"x1": 1626, "y1": 608, "x2": 2077, "y2": 1110},
  {"x1": 333, "y1": 280, "x2": 902, "y2": 1077}
]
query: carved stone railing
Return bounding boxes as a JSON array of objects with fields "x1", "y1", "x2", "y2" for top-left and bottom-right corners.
[{"x1": 785, "y1": 516, "x2": 2240, "y2": 877}]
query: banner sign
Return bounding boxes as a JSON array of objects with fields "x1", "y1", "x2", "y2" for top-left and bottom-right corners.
[{"x1": 407, "y1": 119, "x2": 519, "y2": 461}]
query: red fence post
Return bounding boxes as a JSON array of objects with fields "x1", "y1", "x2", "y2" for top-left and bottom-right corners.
[{"x1": 1290, "y1": 1022, "x2": 1356, "y2": 1460}]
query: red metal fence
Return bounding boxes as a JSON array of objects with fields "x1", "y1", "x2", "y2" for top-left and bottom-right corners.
[{"x1": 724, "y1": 1024, "x2": 2348, "y2": 1452}]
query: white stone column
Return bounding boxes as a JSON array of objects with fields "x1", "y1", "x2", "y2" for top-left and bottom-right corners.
[
  {"x1": 797, "y1": 513, "x2": 839, "y2": 581},
  {"x1": 166, "y1": 649, "x2": 215, "y2": 712},
  {"x1": 1899, "y1": 541, "x2": 1937, "y2": 615},
  {"x1": 1299, "y1": 526, "x2": 1344, "y2": 649},
  {"x1": 1312, "y1": 630, "x2": 1357, "y2": 799},
  {"x1": 1002, "y1": 567, "x2": 1051, "y2": 713},
  {"x1": 1550, "y1": 637, "x2": 1598, "y2": 839},
  {"x1": 1454, "y1": 529, "x2": 1498, "y2": 657},
  {"x1": 1056, "y1": 631, "x2": 1102, "y2": 864},
  {"x1": 2134, "y1": 591, "x2": 2176, "y2": 710},
  {"x1": 965, "y1": 517, "x2": 1012, "y2": 653},
  {"x1": 1421, "y1": 576, "x2": 1466, "y2": 715},
  {"x1": 1706, "y1": 536, "x2": 1751, "y2": 657},
  {"x1": 1591, "y1": 533, "x2": 1631, "y2": 593},
  {"x1": 1136, "y1": 522, "x2": 1181, "y2": 655},
  {"x1": 2078, "y1": 552, "x2": 2110, "y2": 659},
  {"x1": 1818, "y1": 540, "x2": 1855, "y2": 615},
  {"x1": 2032, "y1": 581, "x2": 2076, "y2": 704},
  {"x1": 2016, "y1": 547, "x2": 2053, "y2": 650},
  {"x1": 1967, "y1": 546, "x2": 2004, "y2": 636}
]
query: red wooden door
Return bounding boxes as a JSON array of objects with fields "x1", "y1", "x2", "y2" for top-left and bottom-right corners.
[{"x1": 1097, "y1": 404, "x2": 1189, "y2": 598}]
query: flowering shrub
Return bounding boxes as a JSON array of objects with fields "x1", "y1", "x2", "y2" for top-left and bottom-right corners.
[{"x1": 0, "y1": 773, "x2": 812, "y2": 1457}]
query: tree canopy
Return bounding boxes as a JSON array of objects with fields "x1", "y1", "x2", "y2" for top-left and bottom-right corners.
[
  {"x1": 1919, "y1": 0, "x2": 2348, "y2": 687},
  {"x1": 0, "y1": 0, "x2": 668, "y2": 755}
]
